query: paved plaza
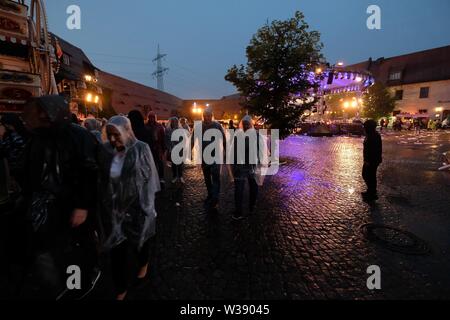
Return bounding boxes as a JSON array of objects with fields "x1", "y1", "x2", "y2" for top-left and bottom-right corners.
[
  {"x1": 3, "y1": 131, "x2": 450, "y2": 300},
  {"x1": 129, "y1": 130, "x2": 450, "y2": 300}
]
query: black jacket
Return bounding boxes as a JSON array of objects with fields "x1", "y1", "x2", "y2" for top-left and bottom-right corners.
[
  {"x1": 21, "y1": 124, "x2": 98, "y2": 224},
  {"x1": 363, "y1": 132, "x2": 382, "y2": 166}
]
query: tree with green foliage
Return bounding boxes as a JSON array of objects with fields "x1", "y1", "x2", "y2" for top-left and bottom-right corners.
[
  {"x1": 225, "y1": 11, "x2": 324, "y2": 139},
  {"x1": 362, "y1": 83, "x2": 396, "y2": 120}
]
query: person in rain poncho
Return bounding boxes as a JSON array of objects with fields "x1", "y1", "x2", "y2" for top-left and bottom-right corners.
[
  {"x1": 230, "y1": 115, "x2": 268, "y2": 221},
  {"x1": 98, "y1": 116, "x2": 160, "y2": 300},
  {"x1": 20, "y1": 96, "x2": 100, "y2": 299}
]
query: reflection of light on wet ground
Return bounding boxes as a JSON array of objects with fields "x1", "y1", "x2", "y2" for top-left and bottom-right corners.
[{"x1": 276, "y1": 136, "x2": 365, "y2": 204}]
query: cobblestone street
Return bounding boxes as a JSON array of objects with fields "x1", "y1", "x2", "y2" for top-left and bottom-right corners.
[
  {"x1": 120, "y1": 130, "x2": 450, "y2": 300},
  {"x1": 3, "y1": 131, "x2": 450, "y2": 300}
]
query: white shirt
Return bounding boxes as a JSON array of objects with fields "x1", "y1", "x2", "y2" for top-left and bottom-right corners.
[{"x1": 110, "y1": 152, "x2": 126, "y2": 179}]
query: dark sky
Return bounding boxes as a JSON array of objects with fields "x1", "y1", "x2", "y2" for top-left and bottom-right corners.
[{"x1": 45, "y1": 0, "x2": 450, "y2": 99}]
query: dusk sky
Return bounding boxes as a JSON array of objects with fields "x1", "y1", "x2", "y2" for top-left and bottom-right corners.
[{"x1": 45, "y1": 0, "x2": 450, "y2": 99}]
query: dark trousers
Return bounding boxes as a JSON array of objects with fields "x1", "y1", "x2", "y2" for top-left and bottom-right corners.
[
  {"x1": 110, "y1": 238, "x2": 151, "y2": 295},
  {"x1": 234, "y1": 175, "x2": 258, "y2": 215},
  {"x1": 202, "y1": 164, "x2": 221, "y2": 203},
  {"x1": 171, "y1": 161, "x2": 184, "y2": 179},
  {"x1": 151, "y1": 150, "x2": 165, "y2": 182},
  {"x1": 362, "y1": 164, "x2": 379, "y2": 196}
]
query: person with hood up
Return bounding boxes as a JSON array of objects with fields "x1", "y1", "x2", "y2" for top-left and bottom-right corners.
[
  {"x1": 98, "y1": 116, "x2": 160, "y2": 300},
  {"x1": 20, "y1": 95, "x2": 100, "y2": 300},
  {"x1": 362, "y1": 119, "x2": 383, "y2": 202}
]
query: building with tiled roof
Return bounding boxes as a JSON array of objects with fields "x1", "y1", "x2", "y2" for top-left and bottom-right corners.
[{"x1": 345, "y1": 45, "x2": 450, "y2": 119}]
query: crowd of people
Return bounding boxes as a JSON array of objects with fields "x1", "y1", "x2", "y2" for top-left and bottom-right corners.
[
  {"x1": 391, "y1": 117, "x2": 447, "y2": 133},
  {"x1": 0, "y1": 95, "x2": 266, "y2": 300}
]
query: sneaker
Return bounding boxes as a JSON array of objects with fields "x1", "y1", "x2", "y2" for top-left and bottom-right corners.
[
  {"x1": 180, "y1": 177, "x2": 186, "y2": 184},
  {"x1": 232, "y1": 212, "x2": 245, "y2": 221}
]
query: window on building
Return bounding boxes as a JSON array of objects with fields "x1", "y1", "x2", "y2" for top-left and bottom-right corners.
[
  {"x1": 389, "y1": 71, "x2": 402, "y2": 81},
  {"x1": 62, "y1": 54, "x2": 71, "y2": 66},
  {"x1": 395, "y1": 90, "x2": 403, "y2": 100},
  {"x1": 419, "y1": 87, "x2": 429, "y2": 99}
]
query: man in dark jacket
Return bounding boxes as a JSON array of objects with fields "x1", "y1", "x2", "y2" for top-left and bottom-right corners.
[
  {"x1": 362, "y1": 119, "x2": 382, "y2": 202},
  {"x1": 20, "y1": 96, "x2": 100, "y2": 299},
  {"x1": 146, "y1": 112, "x2": 166, "y2": 187}
]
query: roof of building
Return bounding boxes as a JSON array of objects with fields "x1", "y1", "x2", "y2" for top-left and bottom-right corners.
[
  {"x1": 51, "y1": 34, "x2": 97, "y2": 81},
  {"x1": 344, "y1": 45, "x2": 450, "y2": 86}
]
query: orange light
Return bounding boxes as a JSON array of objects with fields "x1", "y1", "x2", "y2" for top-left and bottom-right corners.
[{"x1": 86, "y1": 93, "x2": 93, "y2": 103}]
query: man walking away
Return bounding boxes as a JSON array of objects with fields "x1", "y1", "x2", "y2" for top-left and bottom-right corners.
[
  {"x1": 147, "y1": 112, "x2": 167, "y2": 188},
  {"x1": 193, "y1": 107, "x2": 226, "y2": 212}
]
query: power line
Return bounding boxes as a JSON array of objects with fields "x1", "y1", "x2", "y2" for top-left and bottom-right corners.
[{"x1": 152, "y1": 44, "x2": 169, "y2": 92}]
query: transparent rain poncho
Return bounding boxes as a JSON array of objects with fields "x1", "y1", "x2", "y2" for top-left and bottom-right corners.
[
  {"x1": 229, "y1": 115, "x2": 269, "y2": 186},
  {"x1": 101, "y1": 116, "x2": 160, "y2": 250}
]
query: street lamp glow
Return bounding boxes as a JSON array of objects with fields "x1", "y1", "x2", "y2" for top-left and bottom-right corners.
[
  {"x1": 351, "y1": 101, "x2": 358, "y2": 108},
  {"x1": 343, "y1": 101, "x2": 350, "y2": 108},
  {"x1": 94, "y1": 95, "x2": 99, "y2": 104},
  {"x1": 355, "y1": 77, "x2": 363, "y2": 82},
  {"x1": 435, "y1": 107, "x2": 444, "y2": 112},
  {"x1": 84, "y1": 75, "x2": 93, "y2": 82},
  {"x1": 337, "y1": 62, "x2": 344, "y2": 67},
  {"x1": 315, "y1": 68, "x2": 322, "y2": 74},
  {"x1": 86, "y1": 93, "x2": 93, "y2": 103}
]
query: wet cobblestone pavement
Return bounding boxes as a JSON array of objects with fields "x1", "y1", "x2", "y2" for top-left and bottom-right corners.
[
  {"x1": 3, "y1": 131, "x2": 450, "y2": 300},
  {"x1": 126, "y1": 130, "x2": 450, "y2": 300}
]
